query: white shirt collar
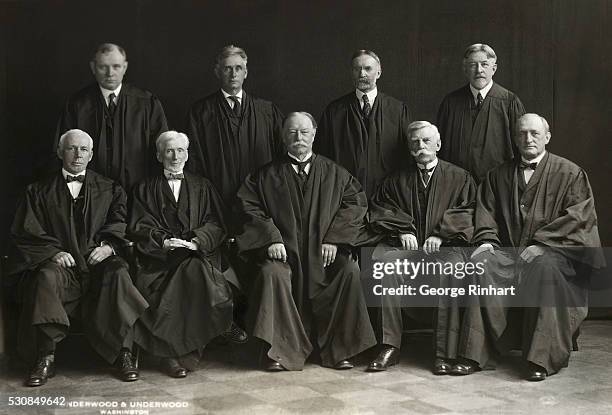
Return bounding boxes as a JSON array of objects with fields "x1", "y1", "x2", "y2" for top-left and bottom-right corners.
[
  {"x1": 221, "y1": 89, "x2": 244, "y2": 100},
  {"x1": 62, "y1": 168, "x2": 86, "y2": 179},
  {"x1": 469, "y1": 81, "x2": 494, "y2": 103},
  {"x1": 521, "y1": 150, "x2": 547, "y2": 165},
  {"x1": 416, "y1": 157, "x2": 439, "y2": 171},
  {"x1": 355, "y1": 87, "x2": 378, "y2": 106},
  {"x1": 99, "y1": 84, "x2": 122, "y2": 104},
  {"x1": 287, "y1": 151, "x2": 313, "y2": 162}
]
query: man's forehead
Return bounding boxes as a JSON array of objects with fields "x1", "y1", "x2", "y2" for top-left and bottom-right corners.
[
  {"x1": 65, "y1": 135, "x2": 91, "y2": 146},
  {"x1": 465, "y1": 52, "x2": 495, "y2": 63},
  {"x1": 519, "y1": 116, "x2": 545, "y2": 130},
  {"x1": 286, "y1": 115, "x2": 313, "y2": 128},
  {"x1": 352, "y1": 55, "x2": 379, "y2": 67},
  {"x1": 96, "y1": 49, "x2": 125, "y2": 62},
  {"x1": 221, "y1": 55, "x2": 246, "y2": 66}
]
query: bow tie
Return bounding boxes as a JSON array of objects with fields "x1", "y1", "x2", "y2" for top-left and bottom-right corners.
[
  {"x1": 66, "y1": 175, "x2": 85, "y2": 183},
  {"x1": 520, "y1": 161, "x2": 538, "y2": 170},
  {"x1": 166, "y1": 173, "x2": 184, "y2": 180}
]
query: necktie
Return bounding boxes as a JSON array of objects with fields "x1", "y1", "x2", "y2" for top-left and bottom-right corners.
[
  {"x1": 289, "y1": 156, "x2": 312, "y2": 181},
  {"x1": 520, "y1": 161, "x2": 538, "y2": 170},
  {"x1": 66, "y1": 175, "x2": 85, "y2": 183},
  {"x1": 419, "y1": 167, "x2": 434, "y2": 186},
  {"x1": 229, "y1": 96, "x2": 241, "y2": 116},
  {"x1": 362, "y1": 94, "x2": 371, "y2": 119},
  {"x1": 476, "y1": 93, "x2": 484, "y2": 111},
  {"x1": 108, "y1": 92, "x2": 117, "y2": 116},
  {"x1": 166, "y1": 173, "x2": 185, "y2": 180}
]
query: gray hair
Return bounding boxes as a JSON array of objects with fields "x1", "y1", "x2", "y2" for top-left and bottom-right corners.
[
  {"x1": 407, "y1": 121, "x2": 440, "y2": 140},
  {"x1": 282, "y1": 112, "x2": 317, "y2": 130},
  {"x1": 156, "y1": 131, "x2": 190, "y2": 152},
  {"x1": 463, "y1": 43, "x2": 497, "y2": 62},
  {"x1": 58, "y1": 129, "x2": 94, "y2": 150},
  {"x1": 351, "y1": 49, "x2": 382, "y2": 68},
  {"x1": 91, "y1": 43, "x2": 127, "y2": 62},
  {"x1": 215, "y1": 45, "x2": 248, "y2": 71},
  {"x1": 517, "y1": 113, "x2": 551, "y2": 134}
]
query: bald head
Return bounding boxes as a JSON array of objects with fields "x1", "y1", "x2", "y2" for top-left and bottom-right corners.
[{"x1": 57, "y1": 129, "x2": 94, "y2": 174}]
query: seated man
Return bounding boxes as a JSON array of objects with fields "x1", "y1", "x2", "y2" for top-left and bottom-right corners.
[
  {"x1": 235, "y1": 111, "x2": 377, "y2": 371},
  {"x1": 10, "y1": 129, "x2": 148, "y2": 386},
  {"x1": 458, "y1": 113, "x2": 605, "y2": 380},
  {"x1": 367, "y1": 121, "x2": 476, "y2": 374},
  {"x1": 128, "y1": 131, "x2": 246, "y2": 378}
]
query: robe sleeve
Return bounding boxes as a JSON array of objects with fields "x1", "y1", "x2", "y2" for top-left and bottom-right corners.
[
  {"x1": 436, "y1": 97, "x2": 451, "y2": 162},
  {"x1": 128, "y1": 182, "x2": 171, "y2": 260},
  {"x1": 531, "y1": 169, "x2": 605, "y2": 268},
  {"x1": 472, "y1": 171, "x2": 502, "y2": 247},
  {"x1": 147, "y1": 96, "x2": 169, "y2": 176},
  {"x1": 271, "y1": 104, "x2": 285, "y2": 158},
  {"x1": 185, "y1": 105, "x2": 206, "y2": 176},
  {"x1": 322, "y1": 175, "x2": 369, "y2": 246},
  {"x1": 313, "y1": 107, "x2": 333, "y2": 160},
  {"x1": 235, "y1": 172, "x2": 284, "y2": 255},
  {"x1": 94, "y1": 182, "x2": 129, "y2": 252},
  {"x1": 10, "y1": 186, "x2": 63, "y2": 272},
  {"x1": 507, "y1": 95, "x2": 526, "y2": 160},
  {"x1": 190, "y1": 182, "x2": 228, "y2": 255},
  {"x1": 432, "y1": 174, "x2": 476, "y2": 244},
  {"x1": 368, "y1": 175, "x2": 416, "y2": 237}
]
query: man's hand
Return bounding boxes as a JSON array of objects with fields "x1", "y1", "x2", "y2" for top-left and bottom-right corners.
[
  {"x1": 423, "y1": 236, "x2": 442, "y2": 255},
  {"x1": 520, "y1": 245, "x2": 545, "y2": 263},
  {"x1": 87, "y1": 244, "x2": 114, "y2": 265},
  {"x1": 471, "y1": 243, "x2": 494, "y2": 259},
  {"x1": 399, "y1": 233, "x2": 418, "y2": 251},
  {"x1": 267, "y1": 243, "x2": 287, "y2": 262},
  {"x1": 52, "y1": 251, "x2": 76, "y2": 268},
  {"x1": 163, "y1": 238, "x2": 198, "y2": 251},
  {"x1": 321, "y1": 243, "x2": 338, "y2": 268}
]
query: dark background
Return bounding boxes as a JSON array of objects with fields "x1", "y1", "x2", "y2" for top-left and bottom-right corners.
[{"x1": 0, "y1": 0, "x2": 610, "y2": 249}]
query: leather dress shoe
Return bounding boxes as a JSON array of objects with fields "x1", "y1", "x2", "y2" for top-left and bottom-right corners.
[
  {"x1": 450, "y1": 358, "x2": 481, "y2": 376},
  {"x1": 221, "y1": 322, "x2": 248, "y2": 344},
  {"x1": 367, "y1": 346, "x2": 399, "y2": 372},
  {"x1": 26, "y1": 356, "x2": 56, "y2": 387},
  {"x1": 161, "y1": 357, "x2": 187, "y2": 378},
  {"x1": 334, "y1": 359, "x2": 355, "y2": 370},
  {"x1": 265, "y1": 358, "x2": 286, "y2": 372},
  {"x1": 116, "y1": 349, "x2": 139, "y2": 382},
  {"x1": 526, "y1": 363, "x2": 547, "y2": 381},
  {"x1": 432, "y1": 358, "x2": 452, "y2": 375}
]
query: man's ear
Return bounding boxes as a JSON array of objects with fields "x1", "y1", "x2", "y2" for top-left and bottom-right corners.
[{"x1": 89, "y1": 61, "x2": 96, "y2": 75}]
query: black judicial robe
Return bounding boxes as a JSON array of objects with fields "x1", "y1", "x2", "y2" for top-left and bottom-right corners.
[
  {"x1": 369, "y1": 159, "x2": 476, "y2": 246},
  {"x1": 56, "y1": 83, "x2": 168, "y2": 190},
  {"x1": 315, "y1": 92, "x2": 411, "y2": 196},
  {"x1": 186, "y1": 90, "x2": 284, "y2": 210},
  {"x1": 9, "y1": 171, "x2": 148, "y2": 363},
  {"x1": 437, "y1": 83, "x2": 525, "y2": 182},
  {"x1": 368, "y1": 160, "x2": 476, "y2": 356},
  {"x1": 462, "y1": 152, "x2": 605, "y2": 374},
  {"x1": 128, "y1": 172, "x2": 233, "y2": 358},
  {"x1": 235, "y1": 155, "x2": 376, "y2": 369}
]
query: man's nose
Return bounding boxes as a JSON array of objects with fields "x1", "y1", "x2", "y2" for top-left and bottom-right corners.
[{"x1": 476, "y1": 63, "x2": 485, "y2": 72}]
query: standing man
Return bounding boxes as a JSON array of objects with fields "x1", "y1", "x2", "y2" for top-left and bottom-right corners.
[
  {"x1": 128, "y1": 131, "x2": 245, "y2": 378},
  {"x1": 315, "y1": 49, "x2": 411, "y2": 196},
  {"x1": 186, "y1": 44, "x2": 284, "y2": 214},
  {"x1": 457, "y1": 114, "x2": 604, "y2": 380},
  {"x1": 10, "y1": 129, "x2": 148, "y2": 386},
  {"x1": 367, "y1": 121, "x2": 476, "y2": 374},
  {"x1": 56, "y1": 43, "x2": 168, "y2": 191},
  {"x1": 235, "y1": 112, "x2": 377, "y2": 371},
  {"x1": 437, "y1": 43, "x2": 525, "y2": 182}
]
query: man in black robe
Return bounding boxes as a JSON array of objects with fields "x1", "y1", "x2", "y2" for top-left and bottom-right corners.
[
  {"x1": 186, "y1": 44, "x2": 284, "y2": 213},
  {"x1": 457, "y1": 114, "x2": 605, "y2": 380},
  {"x1": 367, "y1": 121, "x2": 476, "y2": 374},
  {"x1": 10, "y1": 129, "x2": 148, "y2": 386},
  {"x1": 437, "y1": 43, "x2": 525, "y2": 182},
  {"x1": 235, "y1": 112, "x2": 377, "y2": 371},
  {"x1": 128, "y1": 131, "x2": 245, "y2": 378},
  {"x1": 55, "y1": 43, "x2": 168, "y2": 191},
  {"x1": 315, "y1": 50, "x2": 411, "y2": 196}
]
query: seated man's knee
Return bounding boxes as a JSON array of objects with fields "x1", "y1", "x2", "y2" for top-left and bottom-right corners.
[{"x1": 259, "y1": 259, "x2": 292, "y2": 286}]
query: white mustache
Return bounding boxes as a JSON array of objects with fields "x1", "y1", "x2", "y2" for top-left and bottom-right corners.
[{"x1": 410, "y1": 149, "x2": 436, "y2": 157}]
